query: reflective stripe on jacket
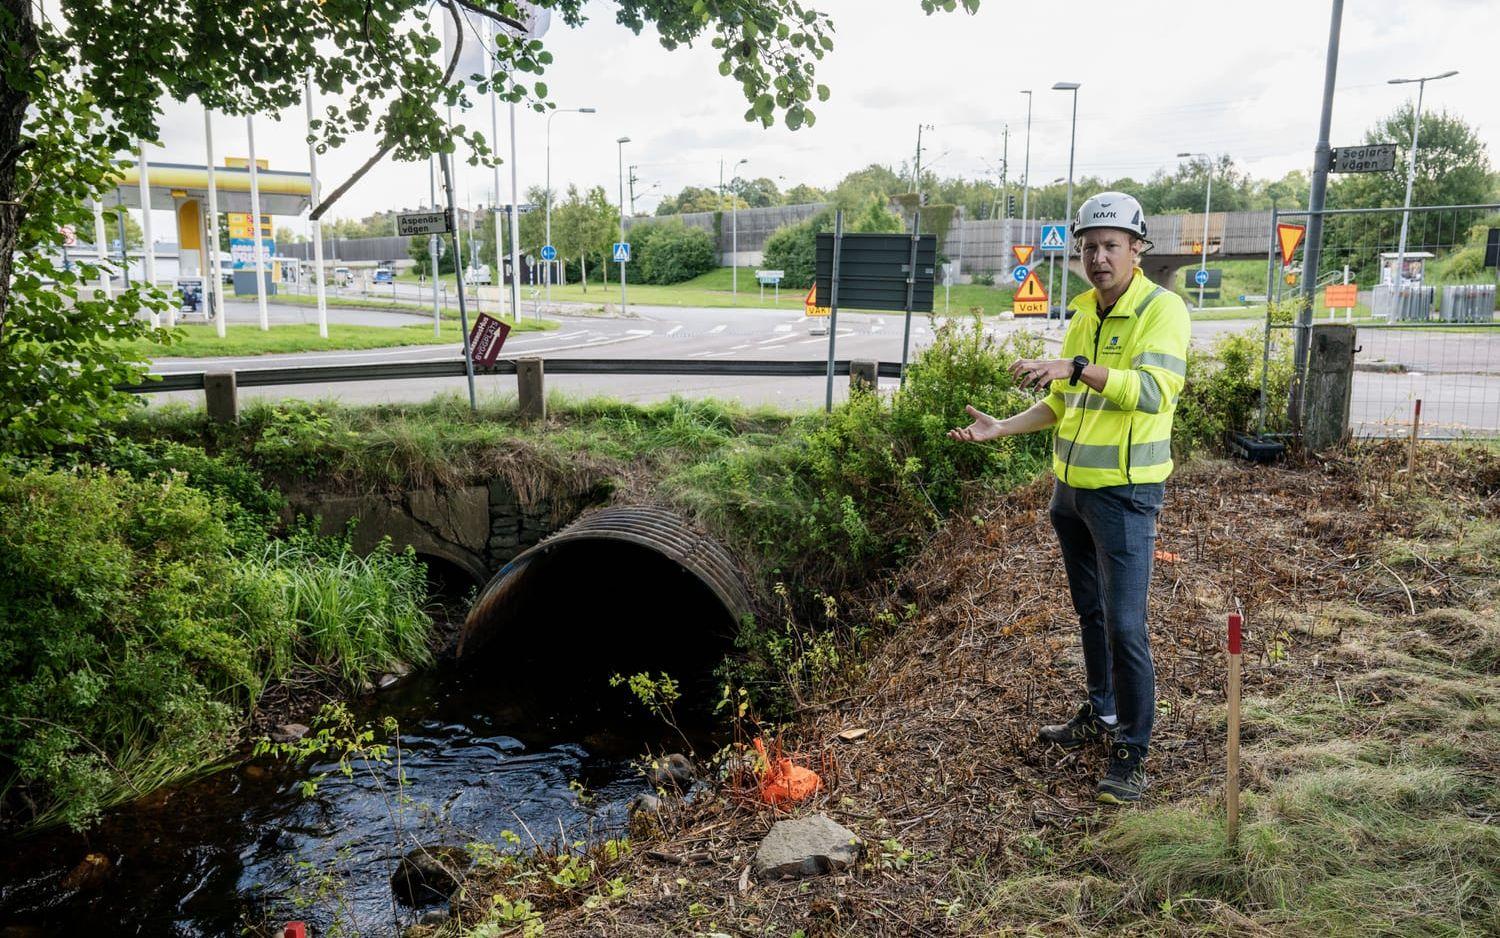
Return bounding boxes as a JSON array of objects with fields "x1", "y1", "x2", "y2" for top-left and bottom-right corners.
[{"x1": 1042, "y1": 268, "x2": 1190, "y2": 488}]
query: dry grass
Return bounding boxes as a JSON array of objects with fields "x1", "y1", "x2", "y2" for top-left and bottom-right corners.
[{"x1": 431, "y1": 441, "x2": 1498, "y2": 936}]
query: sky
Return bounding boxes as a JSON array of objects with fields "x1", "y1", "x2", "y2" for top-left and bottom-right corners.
[{"x1": 136, "y1": 0, "x2": 1500, "y2": 238}]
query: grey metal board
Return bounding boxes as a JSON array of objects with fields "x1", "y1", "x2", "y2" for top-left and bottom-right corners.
[{"x1": 814, "y1": 233, "x2": 937, "y2": 312}]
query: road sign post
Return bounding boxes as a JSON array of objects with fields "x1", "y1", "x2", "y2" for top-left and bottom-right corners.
[
  {"x1": 1330, "y1": 143, "x2": 1397, "y2": 173},
  {"x1": 467, "y1": 312, "x2": 513, "y2": 366},
  {"x1": 397, "y1": 210, "x2": 453, "y2": 237},
  {"x1": 612, "y1": 241, "x2": 630, "y2": 316},
  {"x1": 435, "y1": 153, "x2": 477, "y2": 412},
  {"x1": 1013, "y1": 270, "x2": 1048, "y2": 316}
]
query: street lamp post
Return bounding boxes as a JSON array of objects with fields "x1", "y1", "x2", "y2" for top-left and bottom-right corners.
[
  {"x1": 617, "y1": 136, "x2": 630, "y2": 315},
  {"x1": 545, "y1": 107, "x2": 596, "y2": 304},
  {"x1": 1388, "y1": 70, "x2": 1457, "y2": 292},
  {"x1": 1178, "y1": 151, "x2": 1212, "y2": 309},
  {"x1": 1052, "y1": 82, "x2": 1080, "y2": 322},
  {"x1": 1019, "y1": 90, "x2": 1032, "y2": 245},
  {"x1": 731, "y1": 157, "x2": 748, "y2": 297}
]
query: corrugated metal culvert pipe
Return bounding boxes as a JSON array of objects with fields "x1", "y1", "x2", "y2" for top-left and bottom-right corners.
[{"x1": 457, "y1": 506, "x2": 754, "y2": 660}]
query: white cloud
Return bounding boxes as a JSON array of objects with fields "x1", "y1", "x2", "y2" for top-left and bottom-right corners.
[{"x1": 134, "y1": 0, "x2": 1499, "y2": 237}]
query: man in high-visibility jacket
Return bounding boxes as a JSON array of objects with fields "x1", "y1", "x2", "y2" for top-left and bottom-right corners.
[{"x1": 949, "y1": 191, "x2": 1190, "y2": 803}]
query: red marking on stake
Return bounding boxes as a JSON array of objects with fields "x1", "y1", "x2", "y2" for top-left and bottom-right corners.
[
  {"x1": 1228, "y1": 613, "x2": 1243, "y2": 655},
  {"x1": 284, "y1": 923, "x2": 308, "y2": 938}
]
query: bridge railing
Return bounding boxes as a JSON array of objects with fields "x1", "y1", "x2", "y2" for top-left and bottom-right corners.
[{"x1": 121, "y1": 357, "x2": 904, "y2": 422}]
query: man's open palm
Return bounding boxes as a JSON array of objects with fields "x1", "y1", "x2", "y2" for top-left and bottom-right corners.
[{"x1": 948, "y1": 405, "x2": 1003, "y2": 443}]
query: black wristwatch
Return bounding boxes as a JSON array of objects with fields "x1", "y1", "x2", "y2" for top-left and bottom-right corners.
[{"x1": 1069, "y1": 355, "x2": 1089, "y2": 386}]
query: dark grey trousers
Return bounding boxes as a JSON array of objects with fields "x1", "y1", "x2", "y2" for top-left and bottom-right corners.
[{"x1": 1049, "y1": 479, "x2": 1164, "y2": 751}]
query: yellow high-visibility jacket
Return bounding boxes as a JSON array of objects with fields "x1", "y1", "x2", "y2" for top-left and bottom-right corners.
[{"x1": 1042, "y1": 268, "x2": 1190, "y2": 488}]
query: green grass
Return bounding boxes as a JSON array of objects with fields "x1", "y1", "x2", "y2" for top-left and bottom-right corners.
[
  {"x1": 117, "y1": 318, "x2": 556, "y2": 359},
  {"x1": 230, "y1": 291, "x2": 482, "y2": 315}
]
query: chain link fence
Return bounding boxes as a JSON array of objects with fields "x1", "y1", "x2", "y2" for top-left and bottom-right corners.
[{"x1": 1266, "y1": 203, "x2": 1500, "y2": 440}]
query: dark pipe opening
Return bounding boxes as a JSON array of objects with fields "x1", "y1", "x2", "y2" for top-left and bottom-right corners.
[
  {"x1": 415, "y1": 552, "x2": 480, "y2": 606},
  {"x1": 466, "y1": 539, "x2": 738, "y2": 725}
]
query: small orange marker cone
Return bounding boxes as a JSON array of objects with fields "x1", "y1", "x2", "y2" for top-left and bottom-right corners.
[{"x1": 753, "y1": 737, "x2": 822, "y2": 805}]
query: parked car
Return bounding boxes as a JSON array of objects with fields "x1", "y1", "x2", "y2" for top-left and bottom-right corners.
[
  {"x1": 373, "y1": 264, "x2": 394, "y2": 284},
  {"x1": 333, "y1": 266, "x2": 352, "y2": 286}
]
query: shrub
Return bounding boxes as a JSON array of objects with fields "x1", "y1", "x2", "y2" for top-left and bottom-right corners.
[
  {"x1": 636, "y1": 220, "x2": 717, "y2": 285},
  {"x1": 92, "y1": 438, "x2": 286, "y2": 548},
  {"x1": 762, "y1": 199, "x2": 903, "y2": 290},
  {"x1": 0, "y1": 465, "x2": 431, "y2": 831},
  {"x1": 761, "y1": 211, "x2": 830, "y2": 289},
  {"x1": 1174, "y1": 325, "x2": 1295, "y2": 456},
  {"x1": 668, "y1": 319, "x2": 1049, "y2": 596}
]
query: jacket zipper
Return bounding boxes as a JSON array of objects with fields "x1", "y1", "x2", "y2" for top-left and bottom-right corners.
[{"x1": 1063, "y1": 315, "x2": 1107, "y2": 484}]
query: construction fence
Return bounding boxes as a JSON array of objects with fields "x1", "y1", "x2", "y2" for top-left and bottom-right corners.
[{"x1": 1266, "y1": 203, "x2": 1500, "y2": 440}]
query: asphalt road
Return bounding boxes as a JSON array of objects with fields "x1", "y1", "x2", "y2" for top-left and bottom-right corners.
[{"x1": 154, "y1": 301, "x2": 1499, "y2": 437}]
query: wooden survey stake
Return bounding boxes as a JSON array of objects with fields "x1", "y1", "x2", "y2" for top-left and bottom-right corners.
[{"x1": 1227, "y1": 612, "x2": 1243, "y2": 843}]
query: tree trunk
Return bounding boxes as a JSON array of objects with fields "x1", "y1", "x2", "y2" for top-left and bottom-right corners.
[
  {"x1": 581, "y1": 254, "x2": 587, "y2": 293},
  {"x1": 0, "y1": 0, "x2": 39, "y2": 338}
]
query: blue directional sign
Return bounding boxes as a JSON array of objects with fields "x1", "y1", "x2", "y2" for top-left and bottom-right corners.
[
  {"x1": 1040, "y1": 224, "x2": 1068, "y2": 252},
  {"x1": 1194, "y1": 268, "x2": 1209, "y2": 286},
  {"x1": 540, "y1": 244, "x2": 557, "y2": 261},
  {"x1": 612, "y1": 242, "x2": 631, "y2": 263},
  {"x1": 1011, "y1": 264, "x2": 1030, "y2": 284}
]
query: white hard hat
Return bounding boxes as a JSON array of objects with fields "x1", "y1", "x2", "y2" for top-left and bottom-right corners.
[{"x1": 1074, "y1": 191, "x2": 1148, "y2": 239}]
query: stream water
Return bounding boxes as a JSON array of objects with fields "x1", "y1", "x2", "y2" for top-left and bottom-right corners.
[{"x1": 0, "y1": 661, "x2": 703, "y2": 936}]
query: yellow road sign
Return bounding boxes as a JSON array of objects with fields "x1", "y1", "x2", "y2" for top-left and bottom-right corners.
[
  {"x1": 1013, "y1": 270, "x2": 1049, "y2": 316},
  {"x1": 1012, "y1": 244, "x2": 1036, "y2": 266},
  {"x1": 803, "y1": 284, "x2": 829, "y2": 317}
]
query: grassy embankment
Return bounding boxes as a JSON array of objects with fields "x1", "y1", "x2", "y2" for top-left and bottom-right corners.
[
  {"x1": 116, "y1": 316, "x2": 556, "y2": 359},
  {"x1": 8, "y1": 316, "x2": 1065, "y2": 834},
  {"x1": 430, "y1": 443, "x2": 1498, "y2": 937},
  {"x1": 0, "y1": 443, "x2": 433, "y2": 833}
]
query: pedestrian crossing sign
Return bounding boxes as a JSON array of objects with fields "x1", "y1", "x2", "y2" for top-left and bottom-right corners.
[
  {"x1": 612, "y1": 241, "x2": 631, "y2": 263},
  {"x1": 1040, "y1": 224, "x2": 1068, "y2": 252},
  {"x1": 1013, "y1": 270, "x2": 1048, "y2": 316}
]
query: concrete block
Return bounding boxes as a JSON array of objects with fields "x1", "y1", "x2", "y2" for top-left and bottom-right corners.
[
  {"x1": 1302, "y1": 323, "x2": 1355, "y2": 452},
  {"x1": 849, "y1": 359, "x2": 877, "y2": 393},
  {"x1": 204, "y1": 371, "x2": 238, "y2": 424},
  {"x1": 517, "y1": 358, "x2": 545, "y2": 422}
]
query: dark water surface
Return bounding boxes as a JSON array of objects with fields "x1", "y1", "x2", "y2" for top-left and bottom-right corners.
[{"x1": 0, "y1": 663, "x2": 695, "y2": 936}]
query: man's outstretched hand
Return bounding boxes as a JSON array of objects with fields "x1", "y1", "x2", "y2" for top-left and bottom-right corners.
[{"x1": 948, "y1": 405, "x2": 1004, "y2": 443}]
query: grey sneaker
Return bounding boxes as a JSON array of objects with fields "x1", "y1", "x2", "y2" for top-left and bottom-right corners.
[
  {"x1": 1038, "y1": 703, "x2": 1114, "y2": 750},
  {"x1": 1096, "y1": 744, "x2": 1148, "y2": 804}
]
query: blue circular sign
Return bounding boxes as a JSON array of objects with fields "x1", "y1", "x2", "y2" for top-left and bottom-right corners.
[
  {"x1": 1194, "y1": 268, "x2": 1209, "y2": 286},
  {"x1": 540, "y1": 244, "x2": 557, "y2": 261},
  {"x1": 1012, "y1": 265, "x2": 1030, "y2": 284}
]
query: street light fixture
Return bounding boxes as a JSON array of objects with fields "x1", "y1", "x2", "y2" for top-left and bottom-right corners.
[
  {"x1": 617, "y1": 136, "x2": 630, "y2": 315},
  {"x1": 545, "y1": 106, "x2": 596, "y2": 303},
  {"x1": 1387, "y1": 70, "x2": 1457, "y2": 292},
  {"x1": 731, "y1": 156, "x2": 748, "y2": 297},
  {"x1": 1052, "y1": 82, "x2": 1080, "y2": 322},
  {"x1": 1178, "y1": 151, "x2": 1212, "y2": 309}
]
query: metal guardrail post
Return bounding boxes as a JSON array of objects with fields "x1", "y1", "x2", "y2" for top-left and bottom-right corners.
[
  {"x1": 204, "y1": 371, "x2": 238, "y2": 424},
  {"x1": 517, "y1": 357, "x2": 545, "y2": 422}
]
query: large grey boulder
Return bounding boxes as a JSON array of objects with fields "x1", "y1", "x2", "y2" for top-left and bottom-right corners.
[{"x1": 752, "y1": 813, "x2": 861, "y2": 880}]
